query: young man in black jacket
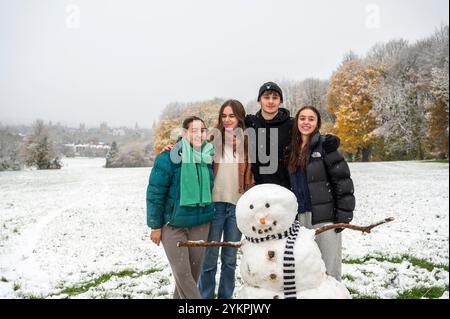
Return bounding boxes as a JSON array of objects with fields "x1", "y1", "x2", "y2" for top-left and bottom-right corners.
[
  {"x1": 246, "y1": 82, "x2": 340, "y2": 189},
  {"x1": 245, "y1": 82, "x2": 294, "y2": 189}
]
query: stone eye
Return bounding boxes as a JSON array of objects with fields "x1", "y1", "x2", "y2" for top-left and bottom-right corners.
[
  {"x1": 250, "y1": 204, "x2": 254, "y2": 209},
  {"x1": 265, "y1": 203, "x2": 270, "y2": 208}
]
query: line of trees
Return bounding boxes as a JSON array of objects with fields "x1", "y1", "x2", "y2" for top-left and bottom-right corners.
[
  {"x1": 328, "y1": 26, "x2": 449, "y2": 161},
  {"x1": 0, "y1": 120, "x2": 155, "y2": 171},
  {"x1": 105, "y1": 140, "x2": 153, "y2": 168},
  {"x1": 152, "y1": 26, "x2": 448, "y2": 162}
]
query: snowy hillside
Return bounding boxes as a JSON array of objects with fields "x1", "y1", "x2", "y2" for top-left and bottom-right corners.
[{"x1": 0, "y1": 158, "x2": 448, "y2": 299}]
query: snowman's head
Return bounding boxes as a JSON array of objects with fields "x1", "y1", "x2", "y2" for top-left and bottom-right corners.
[{"x1": 236, "y1": 184, "x2": 299, "y2": 238}]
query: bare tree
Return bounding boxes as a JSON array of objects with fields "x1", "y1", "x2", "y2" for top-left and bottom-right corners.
[
  {"x1": 280, "y1": 79, "x2": 331, "y2": 122},
  {"x1": 372, "y1": 26, "x2": 449, "y2": 160},
  {"x1": 160, "y1": 102, "x2": 186, "y2": 120}
]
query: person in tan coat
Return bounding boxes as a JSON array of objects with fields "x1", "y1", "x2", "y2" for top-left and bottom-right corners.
[{"x1": 199, "y1": 99, "x2": 254, "y2": 299}]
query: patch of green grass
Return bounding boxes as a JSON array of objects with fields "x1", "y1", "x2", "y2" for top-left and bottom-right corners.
[
  {"x1": 24, "y1": 294, "x2": 45, "y2": 299},
  {"x1": 360, "y1": 270, "x2": 375, "y2": 277},
  {"x1": 346, "y1": 287, "x2": 379, "y2": 299},
  {"x1": 343, "y1": 254, "x2": 448, "y2": 272},
  {"x1": 142, "y1": 268, "x2": 161, "y2": 276},
  {"x1": 99, "y1": 292, "x2": 109, "y2": 299},
  {"x1": 420, "y1": 160, "x2": 449, "y2": 163},
  {"x1": 397, "y1": 285, "x2": 448, "y2": 299},
  {"x1": 1, "y1": 277, "x2": 8, "y2": 283},
  {"x1": 405, "y1": 255, "x2": 448, "y2": 272},
  {"x1": 343, "y1": 255, "x2": 403, "y2": 265},
  {"x1": 13, "y1": 283, "x2": 20, "y2": 291},
  {"x1": 353, "y1": 294, "x2": 380, "y2": 299},
  {"x1": 58, "y1": 268, "x2": 162, "y2": 297},
  {"x1": 342, "y1": 274, "x2": 355, "y2": 282},
  {"x1": 343, "y1": 254, "x2": 449, "y2": 299}
]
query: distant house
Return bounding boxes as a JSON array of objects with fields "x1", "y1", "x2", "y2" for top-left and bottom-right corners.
[
  {"x1": 112, "y1": 129, "x2": 126, "y2": 137},
  {"x1": 63, "y1": 143, "x2": 110, "y2": 157}
]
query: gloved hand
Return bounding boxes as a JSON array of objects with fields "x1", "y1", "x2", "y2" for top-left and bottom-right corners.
[
  {"x1": 322, "y1": 134, "x2": 340, "y2": 153},
  {"x1": 334, "y1": 212, "x2": 350, "y2": 233}
]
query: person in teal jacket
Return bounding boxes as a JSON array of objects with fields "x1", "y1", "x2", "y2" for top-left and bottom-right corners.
[{"x1": 146, "y1": 116, "x2": 215, "y2": 299}]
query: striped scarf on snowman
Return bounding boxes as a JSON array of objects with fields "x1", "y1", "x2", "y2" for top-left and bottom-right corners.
[
  {"x1": 283, "y1": 219, "x2": 301, "y2": 299},
  {"x1": 245, "y1": 219, "x2": 302, "y2": 299}
]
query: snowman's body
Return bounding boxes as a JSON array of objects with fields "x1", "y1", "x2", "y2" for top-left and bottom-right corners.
[{"x1": 236, "y1": 184, "x2": 350, "y2": 299}]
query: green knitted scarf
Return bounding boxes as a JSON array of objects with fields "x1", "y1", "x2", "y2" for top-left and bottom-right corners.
[{"x1": 180, "y1": 138, "x2": 214, "y2": 207}]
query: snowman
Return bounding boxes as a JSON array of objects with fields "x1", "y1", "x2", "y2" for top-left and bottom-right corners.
[{"x1": 236, "y1": 184, "x2": 351, "y2": 299}]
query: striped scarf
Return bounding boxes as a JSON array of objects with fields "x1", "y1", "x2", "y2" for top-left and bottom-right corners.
[
  {"x1": 283, "y1": 220, "x2": 301, "y2": 299},
  {"x1": 244, "y1": 220, "x2": 300, "y2": 244},
  {"x1": 245, "y1": 220, "x2": 301, "y2": 299}
]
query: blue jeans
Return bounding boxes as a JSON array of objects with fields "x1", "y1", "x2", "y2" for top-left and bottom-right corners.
[{"x1": 199, "y1": 202, "x2": 242, "y2": 299}]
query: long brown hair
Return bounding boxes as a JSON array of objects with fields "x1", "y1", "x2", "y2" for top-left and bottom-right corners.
[
  {"x1": 211, "y1": 99, "x2": 247, "y2": 159},
  {"x1": 288, "y1": 106, "x2": 322, "y2": 173}
]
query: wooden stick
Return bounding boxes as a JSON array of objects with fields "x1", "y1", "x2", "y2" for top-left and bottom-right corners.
[
  {"x1": 177, "y1": 240, "x2": 243, "y2": 248},
  {"x1": 314, "y1": 217, "x2": 395, "y2": 235},
  {"x1": 177, "y1": 217, "x2": 395, "y2": 248}
]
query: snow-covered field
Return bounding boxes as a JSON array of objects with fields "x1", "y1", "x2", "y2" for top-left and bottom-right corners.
[{"x1": 0, "y1": 158, "x2": 448, "y2": 299}]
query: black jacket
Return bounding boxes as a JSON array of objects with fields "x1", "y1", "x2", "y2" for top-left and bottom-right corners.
[
  {"x1": 301, "y1": 132, "x2": 355, "y2": 225},
  {"x1": 245, "y1": 108, "x2": 294, "y2": 189}
]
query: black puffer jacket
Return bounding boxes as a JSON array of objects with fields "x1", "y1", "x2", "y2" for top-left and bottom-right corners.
[
  {"x1": 245, "y1": 108, "x2": 294, "y2": 189},
  {"x1": 303, "y1": 132, "x2": 355, "y2": 225}
]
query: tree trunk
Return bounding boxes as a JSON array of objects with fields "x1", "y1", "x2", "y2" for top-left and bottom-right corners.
[
  {"x1": 362, "y1": 147, "x2": 371, "y2": 162},
  {"x1": 418, "y1": 143, "x2": 424, "y2": 160}
]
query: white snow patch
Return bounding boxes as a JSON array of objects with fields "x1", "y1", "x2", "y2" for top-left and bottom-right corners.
[{"x1": 0, "y1": 159, "x2": 448, "y2": 298}]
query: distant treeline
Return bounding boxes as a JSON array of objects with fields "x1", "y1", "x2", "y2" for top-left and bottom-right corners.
[
  {"x1": 0, "y1": 120, "x2": 154, "y2": 171},
  {"x1": 153, "y1": 26, "x2": 449, "y2": 162}
]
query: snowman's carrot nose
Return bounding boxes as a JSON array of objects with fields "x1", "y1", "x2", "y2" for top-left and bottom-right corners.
[{"x1": 259, "y1": 217, "x2": 266, "y2": 225}]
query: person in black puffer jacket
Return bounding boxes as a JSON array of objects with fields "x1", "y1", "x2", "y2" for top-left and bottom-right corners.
[{"x1": 287, "y1": 106, "x2": 355, "y2": 281}]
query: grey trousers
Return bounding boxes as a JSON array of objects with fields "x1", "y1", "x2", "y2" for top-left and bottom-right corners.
[
  {"x1": 161, "y1": 223, "x2": 210, "y2": 299},
  {"x1": 297, "y1": 212, "x2": 342, "y2": 281}
]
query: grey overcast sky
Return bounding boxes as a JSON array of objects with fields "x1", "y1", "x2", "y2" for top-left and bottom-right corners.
[{"x1": 0, "y1": 0, "x2": 448, "y2": 128}]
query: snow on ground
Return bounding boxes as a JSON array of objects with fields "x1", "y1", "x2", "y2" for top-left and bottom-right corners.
[{"x1": 0, "y1": 158, "x2": 448, "y2": 299}]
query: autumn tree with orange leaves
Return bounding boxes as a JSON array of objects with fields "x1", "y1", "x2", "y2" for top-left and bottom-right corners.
[
  {"x1": 153, "y1": 99, "x2": 222, "y2": 156},
  {"x1": 327, "y1": 58, "x2": 386, "y2": 162}
]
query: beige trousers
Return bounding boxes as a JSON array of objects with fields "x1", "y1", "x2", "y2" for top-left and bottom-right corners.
[{"x1": 161, "y1": 223, "x2": 210, "y2": 299}]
